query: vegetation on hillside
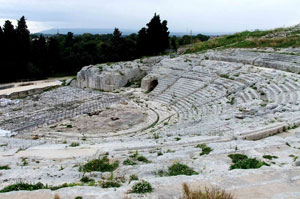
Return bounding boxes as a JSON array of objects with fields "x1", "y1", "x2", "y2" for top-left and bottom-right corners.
[
  {"x1": 186, "y1": 26, "x2": 300, "y2": 53},
  {"x1": 182, "y1": 183, "x2": 234, "y2": 199},
  {"x1": 0, "y1": 14, "x2": 179, "y2": 83}
]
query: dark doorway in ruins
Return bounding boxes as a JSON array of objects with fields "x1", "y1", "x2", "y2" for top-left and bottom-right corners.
[{"x1": 148, "y1": 79, "x2": 158, "y2": 92}]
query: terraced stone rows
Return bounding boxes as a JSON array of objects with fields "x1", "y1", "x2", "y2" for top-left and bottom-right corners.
[
  {"x1": 0, "y1": 87, "x2": 123, "y2": 133},
  {"x1": 145, "y1": 52, "x2": 300, "y2": 141}
]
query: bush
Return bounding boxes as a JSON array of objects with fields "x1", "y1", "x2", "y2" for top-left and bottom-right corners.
[
  {"x1": 123, "y1": 159, "x2": 137, "y2": 166},
  {"x1": 0, "y1": 182, "x2": 82, "y2": 193},
  {"x1": 79, "y1": 156, "x2": 119, "y2": 172},
  {"x1": 168, "y1": 163, "x2": 198, "y2": 176},
  {"x1": 69, "y1": 142, "x2": 80, "y2": 147},
  {"x1": 129, "y1": 174, "x2": 139, "y2": 183},
  {"x1": 101, "y1": 181, "x2": 121, "y2": 188},
  {"x1": 263, "y1": 155, "x2": 278, "y2": 160},
  {"x1": 182, "y1": 183, "x2": 234, "y2": 199},
  {"x1": 131, "y1": 180, "x2": 153, "y2": 194},
  {"x1": 0, "y1": 165, "x2": 10, "y2": 170},
  {"x1": 50, "y1": 183, "x2": 81, "y2": 191},
  {"x1": 0, "y1": 182, "x2": 46, "y2": 192},
  {"x1": 228, "y1": 154, "x2": 269, "y2": 170},
  {"x1": 80, "y1": 176, "x2": 94, "y2": 183},
  {"x1": 137, "y1": 156, "x2": 151, "y2": 163},
  {"x1": 196, "y1": 144, "x2": 213, "y2": 156}
]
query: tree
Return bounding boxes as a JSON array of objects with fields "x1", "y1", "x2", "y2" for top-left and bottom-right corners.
[
  {"x1": 0, "y1": 26, "x2": 3, "y2": 42},
  {"x1": 65, "y1": 32, "x2": 74, "y2": 48},
  {"x1": 110, "y1": 28, "x2": 127, "y2": 61},
  {"x1": 31, "y1": 35, "x2": 47, "y2": 77},
  {"x1": 161, "y1": 20, "x2": 170, "y2": 51},
  {"x1": 137, "y1": 27, "x2": 148, "y2": 56},
  {"x1": 47, "y1": 36, "x2": 61, "y2": 75},
  {"x1": 137, "y1": 13, "x2": 170, "y2": 56},
  {"x1": 16, "y1": 16, "x2": 31, "y2": 79},
  {"x1": 2, "y1": 20, "x2": 17, "y2": 82},
  {"x1": 171, "y1": 36, "x2": 178, "y2": 52},
  {"x1": 0, "y1": 26, "x2": 3, "y2": 71}
]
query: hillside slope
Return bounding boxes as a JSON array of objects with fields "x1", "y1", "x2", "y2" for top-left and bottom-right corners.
[{"x1": 186, "y1": 24, "x2": 300, "y2": 53}]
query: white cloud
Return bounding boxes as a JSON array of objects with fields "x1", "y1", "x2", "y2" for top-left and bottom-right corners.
[
  {"x1": 0, "y1": 0, "x2": 299, "y2": 33},
  {"x1": 0, "y1": 18, "x2": 55, "y2": 33}
]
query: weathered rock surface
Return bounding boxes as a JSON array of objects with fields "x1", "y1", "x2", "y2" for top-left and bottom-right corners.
[
  {"x1": 0, "y1": 48, "x2": 300, "y2": 199},
  {"x1": 75, "y1": 57, "x2": 163, "y2": 91}
]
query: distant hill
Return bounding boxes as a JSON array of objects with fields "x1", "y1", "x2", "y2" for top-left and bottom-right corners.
[
  {"x1": 38, "y1": 28, "x2": 136, "y2": 35},
  {"x1": 37, "y1": 28, "x2": 230, "y2": 36}
]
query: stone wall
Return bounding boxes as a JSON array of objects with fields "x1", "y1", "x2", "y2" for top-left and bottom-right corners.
[{"x1": 75, "y1": 57, "x2": 163, "y2": 91}]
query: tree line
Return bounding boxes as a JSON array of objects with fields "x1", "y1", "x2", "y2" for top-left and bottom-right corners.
[{"x1": 0, "y1": 14, "x2": 209, "y2": 83}]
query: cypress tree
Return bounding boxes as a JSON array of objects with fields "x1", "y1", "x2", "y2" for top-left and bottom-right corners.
[
  {"x1": 161, "y1": 20, "x2": 170, "y2": 51},
  {"x1": 2, "y1": 20, "x2": 17, "y2": 82},
  {"x1": 0, "y1": 26, "x2": 3, "y2": 42},
  {"x1": 111, "y1": 28, "x2": 126, "y2": 61},
  {"x1": 31, "y1": 34, "x2": 47, "y2": 77},
  {"x1": 137, "y1": 13, "x2": 170, "y2": 56},
  {"x1": 16, "y1": 16, "x2": 31, "y2": 79},
  {"x1": 0, "y1": 26, "x2": 3, "y2": 72},
  {"x1": 65, "y1": 32, "x2": 74, "y2": 48},
  {"x1": 137, "y1": 27, "x2": 148, "y2": 56},
  {"x1": 47, "y1": 36, "x2": 61, "y2": 75}
]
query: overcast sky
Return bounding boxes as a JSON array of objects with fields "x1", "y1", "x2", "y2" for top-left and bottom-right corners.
[{"x1": 0, "y1": 0, "x2": 299, "y2": 33}]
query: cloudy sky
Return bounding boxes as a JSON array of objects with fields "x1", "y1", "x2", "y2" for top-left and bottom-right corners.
[{"x1": 0, "y1": 0, "x2": 299, "y2": 33}]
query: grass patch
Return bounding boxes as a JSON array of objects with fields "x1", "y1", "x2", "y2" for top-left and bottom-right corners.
[
  {"x1": 196, "y1": 144, "x2": 213, "y2": 156},
  {"x1": 228, "y1": 154, "x2": 269, "y2": 170},
  {"x1": 129, "y1": 174, "x2": 139, "y2": 183},
  {"x1": 182, "y1": 183, "x2": 234, "y2": 199},
  {"x1": 80, "y1": 176, "x2": 94, "y2": 183},
  {"x1": 131, "y1": 180, "x2": 153, "y2": 194},
  {"x1": 263, "y1": 155, "x2": 278, "y2": 160},
  {"x1": 79, "y1": 156, "x2": 119, "y2": 172},
  {"x1": 0, "y1": 182, "x2": 45, "y2": 193},
  {"x1": 137, "y1": 156, "x2": 151, "y2": 163},
  {"x1": 69, "y1": 142, "x2": 80, "y2": 147},
  {"x1": 123, "y1": 159, "x2": 137, "y2": 166},
  {"x1": 168, "y1": 163, "x2": 198, "y2": 176},
  {"x1": 101, "y1": 181, "x2": 121, "y2": 188},
  {"x1": 0, "y1": 165, "x2": 10, "y2": 170},
  {"x1": 186, "y1": 27, "x2": 300, "y2": 53}
]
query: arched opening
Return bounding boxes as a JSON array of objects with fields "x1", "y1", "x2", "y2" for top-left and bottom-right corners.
[{"x1": 148, "y1": 79, "x2": 158, "y2": 92}]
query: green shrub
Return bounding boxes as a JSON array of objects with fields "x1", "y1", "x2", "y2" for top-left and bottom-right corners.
[
  {"x1": 228, "y1": 154, "x2": 269, "y2": 170},
  {"x1": 79, "y1": 156, "x2": 119, "y2": 172},
  {"x1": 263, "y1": 155, "x2": 278, "y2": 160},
  {"x1": 168, "y1": 163, "x2": 198, "y2": 176},
  {"x1": 80, "y1": 176, "x2": 94, "y2": 183},
  {"x1": 228, "y1": 154, "x2": 247, "y2": 163},
  {"x1": 123, "y1": 159, "x2": 137, "y2": 166},
  {"x1": 129, "y1": 174, "x2": 139, "y2": 183},
  {"x1": 129, "y1": 150, "x2": 139, "y2": 159},
  {"x1": 137, "y1": 156, "x2": 151, "y2": 163},
  {"x1": 131, "y1": 180, "x2": 153, "y2": 194},
  {"x1": 0, "y1": 182, "x2": 82, "y2": 193},
  {"x1": 101, "y1": 181, "x2": 121, "y2": 188},
  {"x1": 50, "y1": 183, "x2": 81, "y2": 191},
  {"x1": 220, "y1": 74, "x2": 229, "y2": 79},
  {"x1": 196, "y1": 144, "x2": 213, "y2": 156},
  {"x1": 69, "y1": 142, "x2": 80, "y2": 147},
  {"x1": 0, "y1": 165, "x2": 10, "y2": 170},
  {"x1": 0, "y1": 182, "x2": 45, "y2": 192}
]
